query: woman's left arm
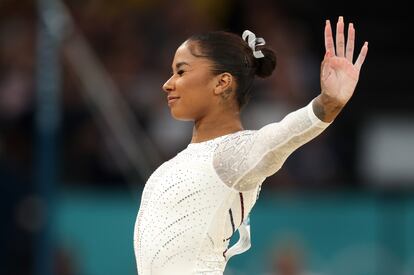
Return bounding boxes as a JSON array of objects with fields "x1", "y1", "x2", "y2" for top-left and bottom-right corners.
[{"x1": 313, "y1": 16, "x2": 368, "y2": 123}]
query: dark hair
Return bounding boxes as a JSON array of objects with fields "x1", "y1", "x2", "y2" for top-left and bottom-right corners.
[{"x1": 187, "y1": 31, "x2": 277, "y2": 108}]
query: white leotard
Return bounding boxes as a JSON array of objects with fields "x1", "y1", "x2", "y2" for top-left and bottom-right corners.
[{"x1": 134, "y1": 101, "x2": 330, "y2": 275}]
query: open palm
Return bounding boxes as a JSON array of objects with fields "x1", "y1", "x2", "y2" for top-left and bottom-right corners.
[{"x1": 320, "y1": 17, "x2": 368, "y2": 106}]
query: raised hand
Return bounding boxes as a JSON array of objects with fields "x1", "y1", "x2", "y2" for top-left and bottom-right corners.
[
  {"x1": 321, "y1": 16, "x2": 368, "y2": 106},
  {"x1": 314, "y1": 16, "x2": 368, "y2": 122}
]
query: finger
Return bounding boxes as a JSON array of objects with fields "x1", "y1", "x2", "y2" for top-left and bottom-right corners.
[
  {"x1": 346, "y1": 23, "x2": 355, "y2": 62},
  {"x1": 321, "y1": 59, "x2": 334, "y2": 82},
  {"x1": 324, "y1": 20, "x2": 335, "y2": 56},
  {"x1": 354, "y1": 42, "x2": 368, "y2": 71},
  {"x1": 336, "y1": 16, "x2": 345, "y2": 57},
  {"x1": 325, "y1": 50, "x2": 332, "y2": 59},
  {"x1": 321, "y1": 59, "x2": 329, "y2": 79},
  {"x1": 320, "y1": 51, "x2": 329, "y2": 74}
]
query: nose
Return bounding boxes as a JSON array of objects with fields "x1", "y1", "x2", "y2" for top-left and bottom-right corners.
[{"x1": 162, "y1": 75, "x2": 174, "y2": 93}]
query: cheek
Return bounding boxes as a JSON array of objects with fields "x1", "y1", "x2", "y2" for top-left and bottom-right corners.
[
  {"x1": 178, "y1": 93, "x2": 210, "y2": 115},
  {"x1": 170, "y1": 88, "x2": 212, "y2": 120},
  {"x1": 178, "y1": 76, "x2": 214, "y2": 102}
]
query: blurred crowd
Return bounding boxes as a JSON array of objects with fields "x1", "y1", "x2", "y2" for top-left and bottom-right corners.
[{"x1": 0, "y1": 0, "x2": 352, "y2": 191}]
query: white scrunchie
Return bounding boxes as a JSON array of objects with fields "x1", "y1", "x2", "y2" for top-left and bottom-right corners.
[{"x1": 242, "y1": 30, "x2": 266, "y2": 58}]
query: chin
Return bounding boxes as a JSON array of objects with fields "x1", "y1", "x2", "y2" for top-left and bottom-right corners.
[{"x1": 170, "y1": 109, "x2": 194, "y2": 121}]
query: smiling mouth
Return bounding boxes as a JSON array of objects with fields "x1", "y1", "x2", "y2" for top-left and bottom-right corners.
[{"x1": 167, "y1": 96, "x2": 180, "y2": 105}]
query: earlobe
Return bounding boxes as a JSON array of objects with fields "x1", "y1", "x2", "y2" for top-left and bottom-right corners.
[{"x1": 214, "y1": 73, "x2": 233, "y2": 95}]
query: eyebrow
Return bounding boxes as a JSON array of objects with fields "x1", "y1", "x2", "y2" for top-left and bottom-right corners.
[{"x1": 174, "y1": 62, "x2": 190, "y2": 70}]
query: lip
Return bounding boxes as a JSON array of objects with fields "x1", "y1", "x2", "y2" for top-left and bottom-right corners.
[{"x1": 167, "y1": 95, "x2": 180, "y2": 106}]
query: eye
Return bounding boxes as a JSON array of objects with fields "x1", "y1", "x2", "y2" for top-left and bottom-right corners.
[{"x1": 177, "y1": 70, "x2": 185, "y2": 76}]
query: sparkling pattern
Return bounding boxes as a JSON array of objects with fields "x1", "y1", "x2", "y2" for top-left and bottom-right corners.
[{"x1": 134, "y1": 101, "x2": 330, "y2": 274}]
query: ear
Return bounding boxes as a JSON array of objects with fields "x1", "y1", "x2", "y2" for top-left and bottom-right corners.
[{"x1": 213, "y1": 73, "x2": 233, "y2": 95}]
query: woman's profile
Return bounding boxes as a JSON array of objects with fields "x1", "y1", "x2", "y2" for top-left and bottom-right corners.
[{"x1": 134, "y1": 16, "x2": 368, "y2": 275}]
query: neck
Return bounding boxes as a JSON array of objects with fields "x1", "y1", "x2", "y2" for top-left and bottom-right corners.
[{"x1": 191, "y1": 110, "x2": 243, "y2": 143}]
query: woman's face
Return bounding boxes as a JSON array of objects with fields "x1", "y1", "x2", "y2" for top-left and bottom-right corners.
[{"x1": 163, "y1": 41, "x2": 219, "y2": 121}]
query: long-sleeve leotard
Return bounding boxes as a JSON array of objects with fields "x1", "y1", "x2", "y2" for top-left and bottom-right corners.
[{"x1": 134, "y1": 100, "x2": 330, "y2": 275}]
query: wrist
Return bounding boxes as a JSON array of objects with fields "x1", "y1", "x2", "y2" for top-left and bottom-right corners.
[
  {"x1": 319, "y1": 92, "x2": 345, "y2": 110},
  {"x1": 313, "y1": 94, "x2": 344, "y2": 123}
]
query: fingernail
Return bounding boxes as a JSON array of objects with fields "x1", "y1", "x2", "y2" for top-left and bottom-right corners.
[
  {"x1": 326, "y1": 19, "x2": 329, "y2": 25},
  {"x1": 349, "y1": 23, "x2": 354, "y2": 28},
  {"x1": 339, "y1": 16, "x2": 343, "y2": 22}
]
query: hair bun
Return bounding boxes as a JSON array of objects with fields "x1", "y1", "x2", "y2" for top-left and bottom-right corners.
[{"x1": 254, "y1": 48, "x2": 277, "y2": 78}]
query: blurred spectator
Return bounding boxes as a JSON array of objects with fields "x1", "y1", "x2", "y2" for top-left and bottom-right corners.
[
  {"x1": 264, "y1": 240, "x2": 323, "y2": 275},
  {"x1": 0, "y1": 5, "x2": 36, "y2": 274},
  {"x1": 54, "y1": 245, "x2": 79, "y2": 275}
]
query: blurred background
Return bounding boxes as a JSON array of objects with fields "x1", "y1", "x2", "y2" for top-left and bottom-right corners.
[{"x1": 1, "y1": 0, "x2": 413, "y2": 274}]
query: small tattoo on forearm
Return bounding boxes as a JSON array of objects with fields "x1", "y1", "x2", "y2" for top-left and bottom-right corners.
[{"x1": 313, "y1": 96, "x2": 343, "y2": 122}]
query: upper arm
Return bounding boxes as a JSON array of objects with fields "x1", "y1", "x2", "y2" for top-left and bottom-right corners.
[{"x1": 213, "y1": 101, "x2": 330, "y2": 191}]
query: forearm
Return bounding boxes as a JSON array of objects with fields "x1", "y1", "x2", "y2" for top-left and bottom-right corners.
[{"x1": 312, "y1": 93, "x2": 345, "y2": 123}]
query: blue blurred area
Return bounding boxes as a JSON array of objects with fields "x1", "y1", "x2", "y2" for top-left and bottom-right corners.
[
  {"x1": 56, "y1": 188, "x2": 139, "y2": 275},
  {"x1": 55, "y1": 188, "x2": 414, "y2": 275}
]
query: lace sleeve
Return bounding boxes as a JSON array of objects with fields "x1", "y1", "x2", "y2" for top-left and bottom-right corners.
[{"x1": 213, "y1": 100, "x2": 331, "y2": 191}]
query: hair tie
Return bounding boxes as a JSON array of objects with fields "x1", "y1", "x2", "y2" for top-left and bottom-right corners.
[{"x1": 242, "y1": 30, "x2": 266, "y2": 59}]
